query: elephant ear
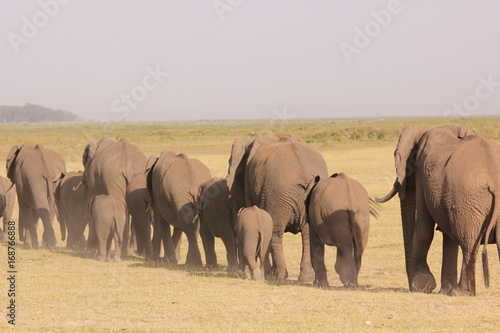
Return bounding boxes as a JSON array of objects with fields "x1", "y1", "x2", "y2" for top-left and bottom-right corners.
[
  {"x1": 6, "y1": 145, "x2": 20, "y2": 181},
  {"x1": 226, "y1": 138, "x2": 253, "y2": 191},
  {"x1": 83, "y1": 142, "x2": 96, "y2": 167},
  {"x1": 394, "y1": 126, "x2": 425, "y2": 200}
]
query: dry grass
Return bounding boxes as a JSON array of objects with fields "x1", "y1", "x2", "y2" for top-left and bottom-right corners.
[{"x1": 0, "y1": 118, "x2": 499, "y2": 332}]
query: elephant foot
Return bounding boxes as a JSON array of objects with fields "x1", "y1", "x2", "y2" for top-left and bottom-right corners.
[
  {"x1": 411, "y1": 273, "x2": 436, "y2": 293},
  {"x1": 343, "y1": 281, "x2": 359, "y2": 289},
  {"x1": 165, "y1": 255, "x2": 178, "y2": 264},
  {"x1": 439, "y1": 283, "x2": 457, "y2": 296},
  {"x1": 269, "y1": 267, "x2": 289, "y2": 280},
  {"x1": 298, "y1": 270, "x2": 314, "y2": 283},
  {"x1": 186, "y1": 257, "x2": 203, "y2": 267},
  {"x1": 252, "y1": 268, "x2": 264, "y2": 281},
  {"x1": 313, "y1": 279, "x2": 329, "y2": 289},
  {"x1": 42, "y1": 234, "x2": 57, "y2": 248}
]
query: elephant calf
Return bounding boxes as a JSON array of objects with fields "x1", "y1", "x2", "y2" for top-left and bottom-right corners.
[
  {"x1": 309, "y1": 173, "x2": 375, "y2": 288},
  {"x1": 55, "y1": 171, "x2": 89, "y2": 250},
  {"x1": 89, "y1": 195, "x2": 127, "y2": 262},
  {"x1": 198, "y1": 177, "x2": 237, "y2": 269},
  {"x1": 236, "y1": 206, "x2": 273, "y2": 280}
]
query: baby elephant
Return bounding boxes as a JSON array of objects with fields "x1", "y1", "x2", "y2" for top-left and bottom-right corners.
[
  {"x1": 235, "y1": 206, "x2": 273, "y2": 280},
  {"x1": 309, "y1": 173, "x2": 376, "y2": 287},
  {"x1": 89, "y1": 195, "x2": 127, "y2": 262}
]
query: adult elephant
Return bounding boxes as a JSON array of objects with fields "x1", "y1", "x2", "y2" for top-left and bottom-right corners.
[
  {"x1": 6, "y1": 144, "x2": 66, "y2": 247},
  {"x1": 227, "y1": 134, "x2": 328, "y2": 282},
  {"x1": 55, "y1": 171, "x2": 90, "y2": 250},
  {"x1": 146, "y1": 151, "x2": 211, "y2": 265},
  {"x1": 77, "y1": 136, "x2": 147, "y2": 256},
  {"x1": 376, "y1": 125, "x2": 500, "y2": 296}
]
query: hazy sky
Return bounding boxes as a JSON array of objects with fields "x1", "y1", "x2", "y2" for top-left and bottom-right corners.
[{"x1": 1, "y1": 1, "x2": 499, "y2": 121}]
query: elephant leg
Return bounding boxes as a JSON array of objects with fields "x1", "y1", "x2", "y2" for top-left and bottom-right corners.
[
  {"x1": 75, "y1": 217, "x2": 88, "y2": 251},
  {"x1": 309, "y1": 223, "x2": 328, "y2": 287},
  {"x1": 298, "y1": 222, "x2": 314, "y2": 283},
  {"x1": 172, "y1": 226, "x2": 183, "y2": 262},
  {"x1": 161, "y1": 222, "x2": 177, "y2": 264},
  {"x1": 222, "y1": 235, "x2": 238, "y2": 270},
  {"x1": 96, "y1": 234, "x2": 109, "y2": 262},
  {"x1": 37, "y1": 207, "x2": 56, "y2": 248},
  {"x1": 131, "y1": 217, "x2": 144, "y2": 256},
  {"x1": 243, "y1": 238, "x2": 259, "y2": 280},
  {"x1": 335, "y1": 245, "x2": 358, "y2": 287},
  {"x1": 185, "y1": 226, "x2": 202, "y2": 266},
  {"x1": 134, "y1": 216, "x2": 153, "y2": 260},
  {"x1": 152, "y1": 214, "x2": 162, "y2": 259},
  {"x1": 18, "y1": 202, "x2": 36, "y2": 247},
  {"x1": 270, "y1": 231, "x2": 288, "y2": 280},
  {"x1": 200, "y1": 225, "x2": 217, "y2": 268},
  {"x1": 113, "y1": 231, "x2": 123, "y2": 262},
  {"x1": 87, "y1": 217, "x2": 98, "y2": 254},
  {"x1": 120, "y1": 214, "x2": 130, "y2": 257},
  {"x1": 457, "y1": 244, "x2": 478, "y2": 296},
  {"x1": 258, "y1": 233, "x2": 271, "y2": 280},
  {"x1": 440, "y1": 233, "x2": 458, "y2": 295},
  {"x1": 410, "y1": 193, "x2": 436, "y2": 293}
]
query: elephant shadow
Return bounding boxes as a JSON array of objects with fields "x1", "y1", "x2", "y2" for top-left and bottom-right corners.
[{"x1": 54, "y1": 247, "x2": 145, "y2": 262}]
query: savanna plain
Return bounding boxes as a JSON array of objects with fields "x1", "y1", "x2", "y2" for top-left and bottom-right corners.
[{"x1": 0, "y1": 117, "x2": 499, "y2": 332}]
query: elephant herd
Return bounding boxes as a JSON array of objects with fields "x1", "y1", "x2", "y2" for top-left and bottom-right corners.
[{"x1": 0, "y1": 124, "x2": 498, "y2": 296}]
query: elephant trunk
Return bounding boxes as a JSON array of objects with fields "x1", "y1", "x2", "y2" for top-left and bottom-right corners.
[{"x1": 400, "y1": 191, "x2": 416, "y2": 289}]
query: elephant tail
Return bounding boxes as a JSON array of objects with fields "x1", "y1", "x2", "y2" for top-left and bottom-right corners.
[{"x1": 368, "y1": 198, "x2": 380, "y2": 219}]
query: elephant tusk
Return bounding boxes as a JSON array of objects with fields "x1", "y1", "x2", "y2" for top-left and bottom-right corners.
[
  {"x1": 72, "y1": 181, "x2": 84, "y2": 191},
  {"x1": 5, "y1": 182, "x2": 15, "y2": 193},
  {"x1": 375, "y1": 185, "x2": 398, "y2": 203}
]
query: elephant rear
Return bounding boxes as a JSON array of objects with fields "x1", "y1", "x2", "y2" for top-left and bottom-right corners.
[
  {"x1": 309, "y1": 172, "x2": 372, "y2": 287},
  {"x1": 236, "y1": 206, "x2": 273, "y2": 280},
  {"x1": 89, "y1": 195, "x2": 127, "y2": 262}
]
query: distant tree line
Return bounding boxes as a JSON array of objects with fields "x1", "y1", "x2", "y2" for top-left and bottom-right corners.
[{"x1": 0, "y1": 104, "x2": 81, "y2": 123}]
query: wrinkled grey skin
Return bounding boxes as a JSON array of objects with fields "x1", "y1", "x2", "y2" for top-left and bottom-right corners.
[
  {"x1": 89, "y1": 194, "x2": 127, "y2": 261},
  {"x1": 78, "y1": 137, "x2": 147, "y2": 257},
  {"x1": 0, "y1": 176, "x2": 15, "y2": 242},
  {"x1": 235, "y1": 206, "x2": 273, "y2": 280},
  {"x1": 376, "y1": 125, "x2": 500, "y2": 296},
  {"x1": 126, "y1": 173, "x2": 153, "y2": 260},
  {"x1": 197, "y1": 177, "x2": 237, "y2": 269},
  {"x1": 55, "y1": 171, "x2": 89, "y2": 250},
  {"x1": 147, "y1": 151, "x2": 212, "y2": 265},
  {"x1": 309, "y1": 173, "x2": 374, "y2": 288},
  {"x1": 227, "y1": 134, "x2": 328, "y2": 282},
  {"x1": 6, "y1": 144, "x2": 66, "y2": 248}
]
